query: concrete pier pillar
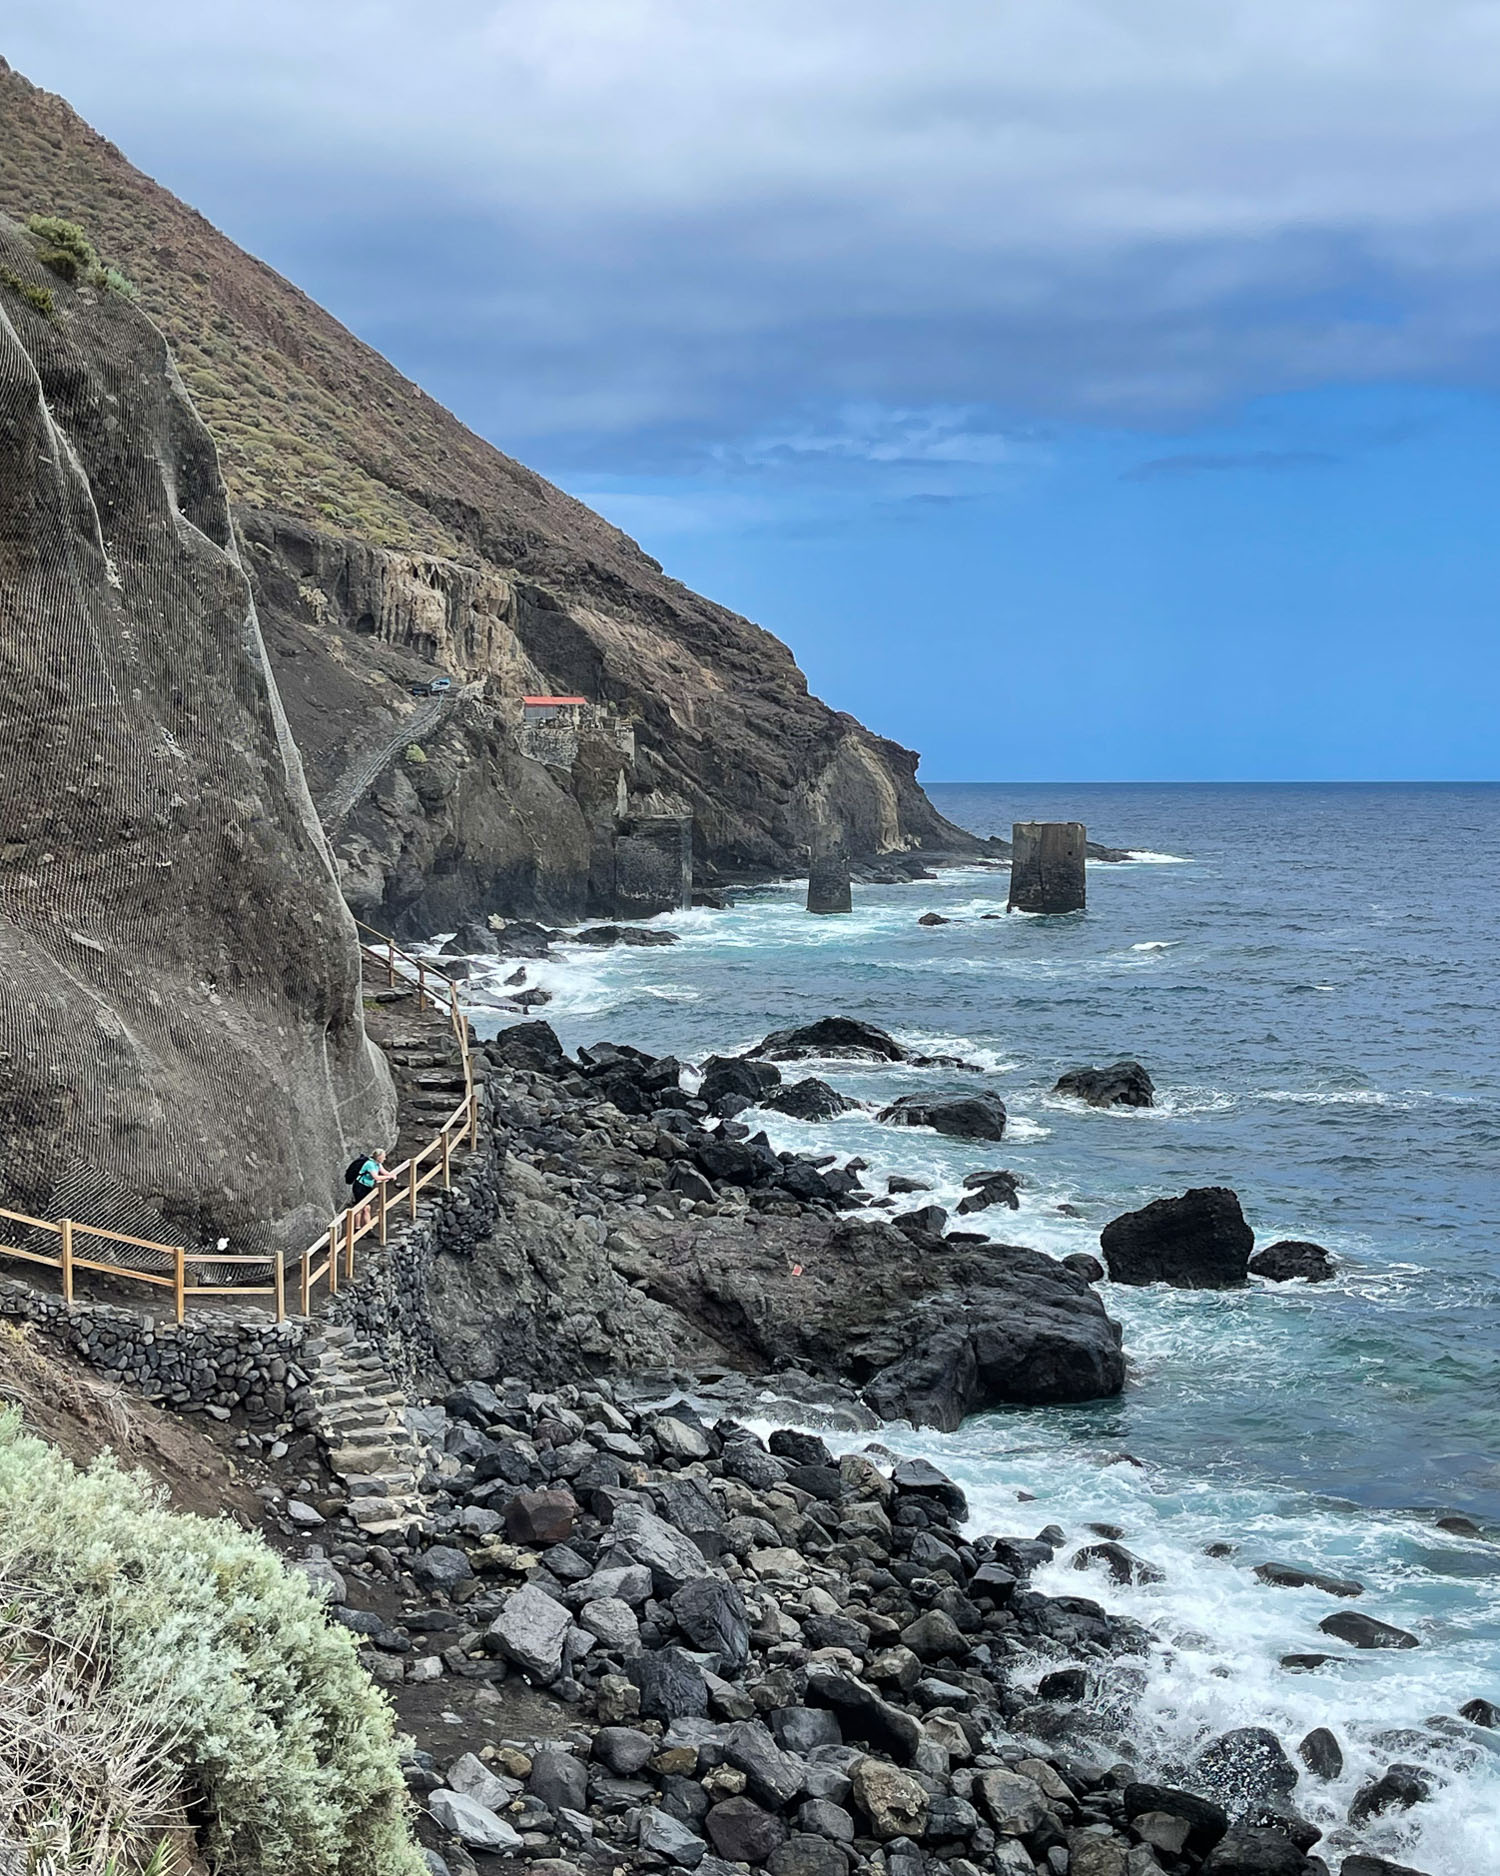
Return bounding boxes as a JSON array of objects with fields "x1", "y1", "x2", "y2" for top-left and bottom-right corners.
[
  {"x1": 807, "y1": 839, "x2": 852, "y2": 915},
  {"x1": 1008, "y1": 821, "x2": 1086, "y2": 914}
]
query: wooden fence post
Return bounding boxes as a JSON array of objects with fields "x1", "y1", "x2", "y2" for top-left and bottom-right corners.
[
  {"x1": 327, "y1": 1221, "x2": 339, "y2": 1295},
  {"x1": 442, "y1": 1130, "x2": 452, "y2": 1190},
  {"x1": 378, "y1": 1178, "x2": 389, "y2": 1246},
  {"x1": 344, "y1": 1206, "x2": 356, "y2": 1280},
  {"x1": 408, "y1": 1158, "x2": 418, "y2": 1221},
  {"x1": 174, "y1": 1246, "x2": 185, "y2": 1325},
  {"x1": 60, "y1": 1219, "x2": 73, "y2": 1307},
  {"x1": 386, "y1": 940, "x2": 396, "y2": 987},
  {"x1": 274, "y1": 1255, "x2": 286, "y2": 1322},
  {"x1": 300, "y1": 1245, "x2": 311, "y2": 1316},
  {"x1": 469, "y1": 1090, "x2": 479, "y2": 1149}
]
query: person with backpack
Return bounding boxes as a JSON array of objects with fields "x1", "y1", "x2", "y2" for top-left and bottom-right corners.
[{"x1": 344, "y1": 1147, "x2": 392, "y2": 1227}]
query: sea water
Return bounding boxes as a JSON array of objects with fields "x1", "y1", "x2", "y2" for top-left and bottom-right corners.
[{"x1": 445, "y1": 783, "x2": 1500, "y2": 1872}]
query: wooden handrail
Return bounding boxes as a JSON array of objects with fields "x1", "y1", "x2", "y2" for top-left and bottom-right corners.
[{"x1": 0, "y1": 919, "x2": 478, "y2": 1325}]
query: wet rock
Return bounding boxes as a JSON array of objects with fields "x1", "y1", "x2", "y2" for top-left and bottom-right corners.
[
  {"x1": 1339, "y1": 1858, "x2": 1435, "y2": 1876},
  {"x1": 1100, "y1": 1187, "x2": 1253, "y2": 1288},
  {"x1": 850, "y1": 1758, "x2": 931, "y2": 1839},
  {"x1": 893, "y1": 1204, "x2": 949, "y2": 1241},
  {"x1": 753, "y1": 1018, "x2": 909, "y2": 1063},
  {"x1": 1192, "y1": 1728, "x2": 1300, "y2": 1807},
  {"x1": 877, "y1": 1093, "x2": 1008, "y2": 1142},
  {"x1": 956, "y1": 1169, "x2": 1021, "y2": 1213},
  {"x1": 1319, "y1": 1610, "x2": 1419, "y2": 1650},
  {"x1": 1038, "y1": 1666, "x2": 1088, "y2": 1702},
  {"x1": 1073, "y1": 1542, "x2": 1164, "y2": 1586},
  {"x1": 1201, "y1": 1825, "x2": 1314, "y2": 1874},
  {"x1": 702, "y1": 1056, "x2": 783, "y2": 1114},
  {"x1": 1063, "y1": 1252, "x2": 1106, "y2": 1282},
  {"x1": 1249, "y1": 1240, "x2": 1337, "y2": 1283},
  {"x1": 574, "y1": 925, "x2": 679, "y2": 947},
  {"x1": 1255, "y1": 1561, "x2": 1364, "y2": 1597},
  {"x1": 489, "y1": 1583, "x2": 572, "y2": 1682},
  {"x1": 704, "y1": 1795, "x2": 788, "y2": 1864},
  {"x1": 1052, "y1": 1061, "x2": 1155, "y2": 1108},
  {"x1": 1347, "y1": 1764, "x2": 1431, "y2": 1827},
  {"x1": 764, "y1": 1078, "x2": 854, "y2": 1121},
  {"x1": 1459, "y1": 1696, "x2": 1500, "y2": 1727},
  {"x1": 1298, "y1": 1728, "x2": 1343, "y2": 1779},
  {"x1": 1122, "y1": 1785, "x2": 1229, "y2": 1857}
]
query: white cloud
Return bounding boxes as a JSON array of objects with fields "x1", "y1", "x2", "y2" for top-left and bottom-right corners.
[{"x1": 11, "y1": 0, "x2": 1500, "y2": 441}]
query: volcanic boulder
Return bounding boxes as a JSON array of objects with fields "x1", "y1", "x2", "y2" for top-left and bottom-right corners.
[
  {"x1": 877, "y1": 1093, "x2": 1008, "y2": 1142},
  {"x1": 1100, "y1": 1187, "x2": 1253, "y2": 1288},
  {"x1": 1052, "y1": 1060, "x2": 1155, "y2": 1108}
]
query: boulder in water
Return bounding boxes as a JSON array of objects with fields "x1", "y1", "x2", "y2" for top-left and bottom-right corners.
[
  {"x1": 1297, "y1": 1728, "x2": 1343, "y2": 1780},
  {"x1": 877, "y1": 1093, "x2": 1007, "y2": 1142},
  {"x1": 752, "y1": 1017, "x2": 908, "y2": 1062},
  {"x1": 700, "y1": 1055, "x2": 782, "y2": 1114},
  {"x1": 1100, "y1": 1187, "x2": 1253, "y2": 1287},
  {"x1": 572, "y1": 924, "x2": 678, "y2": 946},
  {"x1": 1249, "y1": 1240, "x2": 1336, "y2": 1283},
  {"x1": 1254, "y1": 1561, "x2": 1364, "y2": 1598},
  {"x1": 956, "y1": 1169, "x2": 1021, "y2": 1213},
  {"x1": 763, "y1": 1077, "x2": 854, "y2": 1121},
  {"x1": 1319, "y1": 1610, "x2": 1419, "y2": 1650},
  {"x1": 1052, "y1": 1060, "x2": 1155, "y2": 1108}
]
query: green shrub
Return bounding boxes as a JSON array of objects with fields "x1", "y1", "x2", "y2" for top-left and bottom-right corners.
[
  {"x1": 0, "y1": 265, "x2": 54, "y2": 318},
  {"x1": 0, "y1": 1408, "x2": 424, "y2": 1876},
  {"x1": 404, "y1": 744, "x2": 427, "y2": 764},
  {"x1": 97, "y1": 262, "x2": 139, "y2": 301},
  {"x1": 26, "y1": 213, "x2": 98, "y2": 283}
]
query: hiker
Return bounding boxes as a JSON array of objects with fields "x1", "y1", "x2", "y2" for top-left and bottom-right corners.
[{"x1": 344, "y1": 1147, "x2": 392, "y2": 1227}]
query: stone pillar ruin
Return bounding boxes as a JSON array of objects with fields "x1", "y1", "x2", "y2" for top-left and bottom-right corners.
[
  {"x1": 612, "y1": 814, "x2": 693, "y2": 916},
  {"x1": 806, "y1": 838, "x2": 852, "y2": 915},
  {"x1": 1008, "y1": 822, "x2": 1086, "y2": 914}
]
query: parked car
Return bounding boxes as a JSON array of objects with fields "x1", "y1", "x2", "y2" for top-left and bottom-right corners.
[{"x1": 408, "y1": 676, "x2": 454, "y2": 696}]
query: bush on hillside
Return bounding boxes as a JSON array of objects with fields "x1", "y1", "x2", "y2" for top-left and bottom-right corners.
[
  {"x1": 25, "y1": 213, "x2": 97, "y2": 283},
  {"x1": 0, "y1": 1405, "x2": 424, "y2": 1876},
  {"x1": 0, "y1": 265, "x2": 54, "y2": 319}
]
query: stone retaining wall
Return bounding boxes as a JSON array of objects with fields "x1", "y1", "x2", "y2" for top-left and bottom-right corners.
[{"x1": 0, "y1": 1279, "x2": 318, "y2": 1423}]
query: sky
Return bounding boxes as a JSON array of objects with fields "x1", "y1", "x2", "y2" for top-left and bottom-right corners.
[{"x1": 6, "y1": 1, "x2": 1500, "y2": 780}]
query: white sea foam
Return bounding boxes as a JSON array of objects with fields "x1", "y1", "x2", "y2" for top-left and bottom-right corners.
[
  {"x1": 1123, "y1": 849, "x2": 1194, "y2": 863},
  {"x1": 1131, "y1": 939, "x2": 1179, "y2": 951}
]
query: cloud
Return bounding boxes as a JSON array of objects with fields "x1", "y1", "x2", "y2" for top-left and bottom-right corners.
[{"x1": 11, "y1": 0, "x2": 1500, "y2": 460}]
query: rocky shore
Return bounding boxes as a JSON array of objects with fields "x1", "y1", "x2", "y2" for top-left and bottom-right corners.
[{"x1": 281, "y1": 1380, "x2": 1446, "y2": 1876}]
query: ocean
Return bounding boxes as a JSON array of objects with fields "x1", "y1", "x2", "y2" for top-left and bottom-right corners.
[{"x1": 447, "y1": 782, "x2": 1500, "y2": 1873}]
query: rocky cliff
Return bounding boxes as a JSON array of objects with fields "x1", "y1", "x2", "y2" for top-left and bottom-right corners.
[
  {"x1": 0, "y1": 59, "x2": 982, "y2": 934},
  {"x1": 0, "y1": 214, "x2": 392, "y2": 1256}
]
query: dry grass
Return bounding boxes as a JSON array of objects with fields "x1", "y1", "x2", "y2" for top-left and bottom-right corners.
[
  {"x1": 0, "y1": 1324, "x2": 136, "y2": 1458},
  {"x1": 0, "y1": 1604, "x2": 181, "y2": 1876}
]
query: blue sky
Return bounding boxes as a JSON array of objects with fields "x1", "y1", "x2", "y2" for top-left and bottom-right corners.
[{"x1": 7, "y1": 1, "x2": 1500, "y2": 778}]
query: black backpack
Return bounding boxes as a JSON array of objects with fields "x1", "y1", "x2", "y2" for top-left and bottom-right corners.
[{"x1": 344, "y1": 1155, "x2": 372, "y2": 1186}]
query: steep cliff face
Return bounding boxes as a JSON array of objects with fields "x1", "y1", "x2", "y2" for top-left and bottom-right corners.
[
  {"x1": 0, "y1": 59, "x2": 981, "y2": 932},
  {"x1": 0, "y1": 216, "x2": 392, "y2": 1256}
]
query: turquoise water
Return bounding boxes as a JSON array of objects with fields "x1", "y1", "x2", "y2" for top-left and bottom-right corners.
[{"x1": 448, "y1": 783, "x2": 1500, "y2": 1872}]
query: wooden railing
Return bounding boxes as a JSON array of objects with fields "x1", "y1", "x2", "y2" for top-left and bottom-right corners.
[{"x1": 0, "y1": 923, "x2": 477, "y2": 1323}]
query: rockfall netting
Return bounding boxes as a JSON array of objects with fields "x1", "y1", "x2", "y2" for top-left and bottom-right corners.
[{"x1": 0, "y1": 215, "x2": 393, "y2": 1269}]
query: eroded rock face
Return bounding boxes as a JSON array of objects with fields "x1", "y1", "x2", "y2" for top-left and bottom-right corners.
[
  {"x1": 1052, "y1": 1060, "x2": 1155, "y2": 1109},
  {"x1": 0, "y1": 219, "x2": 391, "y2": 1255},
  {"x1": 1100, "y1": 1187, "x2": 1253, "y2": 1288}
]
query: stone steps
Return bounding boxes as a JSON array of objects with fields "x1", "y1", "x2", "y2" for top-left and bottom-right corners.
[{"x1": 308, "y1": 1327, "x2": 430, "y2": 1539}]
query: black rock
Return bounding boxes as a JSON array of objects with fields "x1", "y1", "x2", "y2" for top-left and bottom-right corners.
[
  {"x1": 1319, "y1": 1610, "x2": 1420, "y2": 1650},
  {"x1": 704, "y1": 1796, "x2": 787, "y2": 1864},
  {"x1": 1200, "y1": 1824, "x2": 1314, "y2": 1874},
  {"x1": 630, "y1": 1646, "x2": 710, "y2": 1720},
  {"x1": 671, "y1": 1578, "x2": 751, "y2": 1668},
  {"x1": 785, "y1": 1463, "x2": 844, "y2": 1503},
  {"x1": 594, "y1": 1726, "x2": 654, "y2": 1775},
  {"x1": 763, "y1": 1077, "x2": 854, "y2": 1121},
  {"x1": 1339, "y1": 1858, "x2": 1436, "y2": 1876},
  {"x1": 1122, "y1": 1784, "x2": 1229, "y2": 1857},
  {"x1": 1052, "y1": 1060, "x2": 1155, "y2": 1108},
  {"x1": 803, "y1": 1665, "x2": 924, "y2": 1764},
  {"x1": 410, "y1": 1545, "x2": 473, "y2": 1593},
  {"x1": 1298, "y1": 1727, "x2": 1343, "y2": 1780},
  {"x1": 955, "y1": 1170, "x2": 1020, "y2": 1213},
  {"x1": 1073, "y1": 1541, "x2": 1164, "y2": 1587},
  {"x1": 1348, "y1": 1764, "x2": 1431, "y2": 1827},
  {"x1": 701, "y1": 1056, "x2": 782, "y2": 1114},
  {"x1": 1101, "y1": 1186, "x2": 1254, "y2": 1288},
  {"x1": 877, "y1": 1093, "x2": 1007, "y2": 1142},
  {"x1": 529, "y1": 1745, "x2": 587, "y2": 1814},
  {"x1": 1459, "y1": 1696, "x2": 1500, "y2": 1727},
  {"x1": 573, "y1": 925, "x2": 679, "y2": 946},
  {"x1": 1192, "y1": 1727, "x2": 1301, "y2": 1807},
  {"x1": 722, "y1": 1441, "x2": 790, "y2": 1491},
  {"x1": 1255, "y1": 1561, "x2": 1364, "y2": 1598},
  {"x1": 770, "y1": 1707, "x2": 843, "y2": 1754},
  {"x1": 1249, "y1": 1240, "x2": 1337, "y2": 1283},
  {"x1": 767, "y1": 1836, "x2": 848, "y2": 1876},
  {"x1": 886, "y1": 1175, "x2": 930, "y2": 1195},
  {"x1": 669, "y1": 1163, "x2": 717, "y2": 1204},
  {"x1": 753, "y1": 1018, "x2": 909, "y2": 1063},
  {"x1": 486, "y1": 1020, "x2": 568, "y2": 1071},
  {"x1": 1062, "y1": 1252, "x2": 1105, "y2": 1282},
  {"x1": 768, "y1": 1429, "x2": 833, "y2": 1468},
  {"x1": 891, "y1": 1457, "x2": 968, "y2": 1519},
  {"x1": 1037, "y1": 1666, "x2": 1087, "y2": 1702},
  {"x1": 893, "y1": 1204, "x2": 948, "y2": 1240}
]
